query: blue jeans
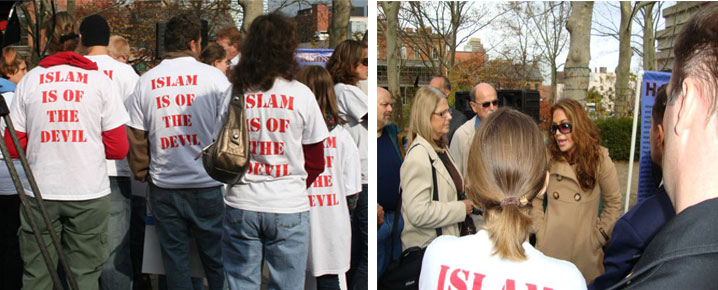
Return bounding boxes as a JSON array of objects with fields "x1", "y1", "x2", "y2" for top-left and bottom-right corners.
[
  {"x1": 149, "y1": 184, "x2": 224, "y2": 290},
  {"x1": 101, "y1": 176, "x2": 133, "y2": 290},
  {"x1": 223, "y1": 207, "x2": 309, "y2": 290},
  {"x1": 348, "y1": 184, "x2": 368, "y2": 290}
]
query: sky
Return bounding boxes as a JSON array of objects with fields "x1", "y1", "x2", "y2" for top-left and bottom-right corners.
[{"x1": 460, "y1": 1, "x2": 672, "y2": 83}]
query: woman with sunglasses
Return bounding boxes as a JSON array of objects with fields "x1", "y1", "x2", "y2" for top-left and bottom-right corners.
[
  {"x1": 532, "y1": 99, "x2": 622, "y2": 283},
  {"x1": 400, "y1": 87, "x2": 474, "y2": 252}
]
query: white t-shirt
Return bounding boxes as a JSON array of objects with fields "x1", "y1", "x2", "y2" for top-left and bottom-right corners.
[
  {"x1": 420, "y1": 230, "x2": 587, "y2": 290},
  {"x1": 334, "y1": 83, "x2": 367, "y2": 184},
  {"x1": 1, "y1": 91, "x2": 32, "y2": 196},
  {"x1": 225, "y1": 78, "x2": 329, "y2": 214},
  {"x1": 9, "y1": 64, "x2": 128, "y2": 200},
  {"x1": 307, "y1": 125, "x2": 361, "y2": 276},
  {"x1": 127, "y1": 56, "x2": 231, "y2": 189},
  {"x1": 86, "y1": 54, "x2": 139, "y2": 178}
]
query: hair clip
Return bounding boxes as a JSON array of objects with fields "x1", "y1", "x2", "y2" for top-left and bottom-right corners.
[
  {"x1": 60, "y1": 33, "x2": 79, "y2": 42},
  {"x1": 500, "y1": 197, "x2": 520, "y2": 207}
]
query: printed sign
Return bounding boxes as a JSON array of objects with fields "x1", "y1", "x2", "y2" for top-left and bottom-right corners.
[{"x1": 637, "y1": 71, "x2": 671, "y2": 203}]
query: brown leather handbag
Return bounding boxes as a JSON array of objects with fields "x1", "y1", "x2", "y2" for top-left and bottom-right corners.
[{"x1": 199, "y1": 87, "x2": 250, "y2": 184}]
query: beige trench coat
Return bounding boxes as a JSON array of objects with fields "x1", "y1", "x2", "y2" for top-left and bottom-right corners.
[
  {"x1": 400, "y1": 135, "x2": 466, "y2": 250},
  {"x1": 532, "y1": 146, "x2": 622, "y2": 283}
]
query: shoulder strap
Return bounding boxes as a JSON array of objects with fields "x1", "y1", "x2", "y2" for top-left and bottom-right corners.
[{"x1": 430, "y1": 153, "x2": 443, "y2": 237}]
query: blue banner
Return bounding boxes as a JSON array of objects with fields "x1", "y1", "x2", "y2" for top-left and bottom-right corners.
[
  {"x1": 637, "y1": 71, "x2": 671, "y2": 203},
  {"x1": 296, "y1": 48, "x2": 334, "y2": 68}
]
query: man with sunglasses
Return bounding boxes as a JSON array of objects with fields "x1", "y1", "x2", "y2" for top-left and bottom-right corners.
[{"x1": 449, "y1": 82, "x2": 499, "y2": 176}]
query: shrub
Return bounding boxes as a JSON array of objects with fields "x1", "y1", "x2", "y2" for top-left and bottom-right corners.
[{"x1": 594, "y1": 117, "x2": 640, "y2": 161}]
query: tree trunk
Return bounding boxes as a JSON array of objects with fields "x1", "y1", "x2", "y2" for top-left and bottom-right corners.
[
  {"x1": 380, "y1": 2, "x2": 403, "y2": 128},
  {"x1": 563, "y1": 1, "x2": 593, "y2": 104},
  {"x1": 238, "y1": 0, "x2": 263, "y2": 34},
  {"x1": 615, "y1": 2, "x2": 633, "y2": 117},
  {"x1": 642, "y1": 2, "x2": 656, "y2": 71},
  {"x1": 329, "y1": 0, "x2": 352, "y2": 48}
]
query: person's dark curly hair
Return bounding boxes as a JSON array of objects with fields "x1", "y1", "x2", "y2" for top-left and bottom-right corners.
[
  {"x1": 325, "y1": 39, "x2": 367, "y2": 85},
  {"x1": 165, "y1": 13, "x2": 201, "y2": 53},
  {"x1": 231, "y1": 13, "x2": 299, "y2": 92}
]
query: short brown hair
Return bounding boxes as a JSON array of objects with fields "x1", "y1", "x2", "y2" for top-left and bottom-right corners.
[
  {"x1": 108, "y1": 35, "x2": 130, "y2": 59},
  {"x1": 42, "y1": 11, "x2": 79, "y2": 54},
  {"x1": 465, "y1": 108, "x2": 548, "y2": 261},
  {"x1": 325, "y1": 39, "x2": 367, "y2": 85},
  {"x1": 216, "y1": 25, "x2": 242, "y2": 46},
  {"x1": 668, "y1": 3, "x2": 718, "y2": 120},
  {"x1": 199, "y1": 44, "x2": 226, "y2": 66},
  {"x1": 0, "y1": 47, "x2": 25, "y2": 79}
]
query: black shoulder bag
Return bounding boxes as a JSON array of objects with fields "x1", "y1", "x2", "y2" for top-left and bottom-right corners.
[{"x1": 378, "y1": 151, "x2": 441, "y2": 290}]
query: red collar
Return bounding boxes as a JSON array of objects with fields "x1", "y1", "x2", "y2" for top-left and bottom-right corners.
[{"x1": 38, "y1": 51, "x2": 98, "y2": 70}]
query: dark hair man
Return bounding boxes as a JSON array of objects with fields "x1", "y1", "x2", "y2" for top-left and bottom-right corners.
[
  {"x1": 126, "y1": 13, "x2": 230, "y2": 290},
  {"x1": 429, "y1": 75, "x2": 466, "y2": 146},
  {"x1": 79, "y1": 14, "x2": 140, "y2": 290},
  {"x1": 609, "y1": 3, "x2": 718, "y2": 288},
  {"x1": 589, "y1": 85, "x2": 675, "y2": 289}
]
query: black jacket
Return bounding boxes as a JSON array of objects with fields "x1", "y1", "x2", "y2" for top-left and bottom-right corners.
[{"x1": 608, "y1": 197, "x2": 718, "y2": 289}]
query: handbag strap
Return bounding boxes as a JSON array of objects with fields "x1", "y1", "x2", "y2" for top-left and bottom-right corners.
[{"x1": 431, "y1": 156, "x2": 442, "y2": 237}]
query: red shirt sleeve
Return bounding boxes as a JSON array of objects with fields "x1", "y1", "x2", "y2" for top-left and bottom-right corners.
[
  {"x1": 303, "y1": 140, "x2": 325, "y2": 188},
  {"x1": 3, "y1": 128, "x2": 27, "y2": 158},
  {"x1": 102, "y1": 125, "x2": 129, "y2": 160}
]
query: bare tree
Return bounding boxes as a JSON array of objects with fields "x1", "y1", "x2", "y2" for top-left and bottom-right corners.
[
  {"x1": 398, "y1": 2, "x2": 504, "y2": 78},
  {"x1": 329, "y1": 0, "x2": 351, "y2": 48},
  {"x1": 615, "y1": 1, "x2": 655, "y2": 117},
  {"x1": 379, "y1": 2, "x2": 403, "y2": 127},
  {"x1": 529, "y1": 1, "x2": 570, "y2": 102},
  {"x1": 563, "y1": 1, "x2": 593, "y2": 103},
  {"x1": 496, "y1": 1, "x2": 541, "y2": 87}
]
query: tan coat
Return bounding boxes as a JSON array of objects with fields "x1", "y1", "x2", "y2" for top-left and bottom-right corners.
[
  {"x1": 400, "y1": 135, "x2": 466, "y2": 250},
  {"x1": 532, "y1": 146, "x2": 622, "y2": 283}
]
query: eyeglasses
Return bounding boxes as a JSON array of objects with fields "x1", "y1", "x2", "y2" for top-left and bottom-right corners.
[
  {"x1": 550, "y1": 123, "x2": 572, "y2": 135},
  {"x1": 361, "y1": 58, "x2": 368, "y2": 66},
  {"x1": 432, "y1": 109, "x2": 451, "y2": 119}
]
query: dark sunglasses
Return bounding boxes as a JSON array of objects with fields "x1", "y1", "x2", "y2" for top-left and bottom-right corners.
[
  {"x1": 479, "y1": 99, "x2": 499, "y2": 108},
  {"x1": 361, "y1": 58, "x2": 368, "y2": 66},
  {"x1": 550, "y1": 123, "x2": 572, "y2": 135}
]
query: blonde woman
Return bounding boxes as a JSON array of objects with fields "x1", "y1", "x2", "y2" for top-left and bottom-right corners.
[
  {"x1": 400, "y1": 87, "x2": 473, "y2": 250},
  {"x1": 420, "y1": 108, "x2": 585, "y2": 290}
]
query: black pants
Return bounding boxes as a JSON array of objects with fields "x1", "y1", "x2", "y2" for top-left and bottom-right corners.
[
  {"x1": 347, "y1": 184, "x2": 368, "y2": 290},
  {"x1": 316, "y1": 274, "x2": 340, "y2": 290},
  {"x1": 0, "y1": 194, "x2": 22, "y2": 290}
]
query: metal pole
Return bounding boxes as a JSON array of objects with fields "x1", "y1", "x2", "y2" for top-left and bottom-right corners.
[
  {"x1": 625, "y1": 71, "x2": 643, "y2": 214},
  {"x1": 0, "y1": 97, "x2": 78, "y2": 290}
]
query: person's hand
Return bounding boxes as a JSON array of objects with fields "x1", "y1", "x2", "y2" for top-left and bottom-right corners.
[
  {"x1": 461, "y1": 200, "x2": 474, "y2": 215},
  {"x1": 378, "y1": 204, "x2": 385, "y2": 225}
]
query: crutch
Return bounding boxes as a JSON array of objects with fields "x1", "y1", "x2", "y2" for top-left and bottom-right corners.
[{"x1": 0, "y1": 96, "x2": 79, "y2": 290}]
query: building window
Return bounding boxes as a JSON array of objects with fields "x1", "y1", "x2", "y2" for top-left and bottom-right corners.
[
  {"x1": 534, "y1": 83, "x2": 539, "y2": 90},
  {"x1": 432, "y1": 47, "x2": 438, "y2": 59},
  {"x1": 414, "y1": 46, "x2": 420, "y2": 60},
  {"x1": 401, "y1": 46, "x2": 407, "y2": 59}
]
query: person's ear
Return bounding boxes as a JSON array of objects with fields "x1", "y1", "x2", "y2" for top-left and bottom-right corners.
[
  {"x1": 673, "y1": 77, "x2": 702, "y2": 137},
  {"x1": 656, "y1": 123, "x2": 665, "y2": 154}
]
